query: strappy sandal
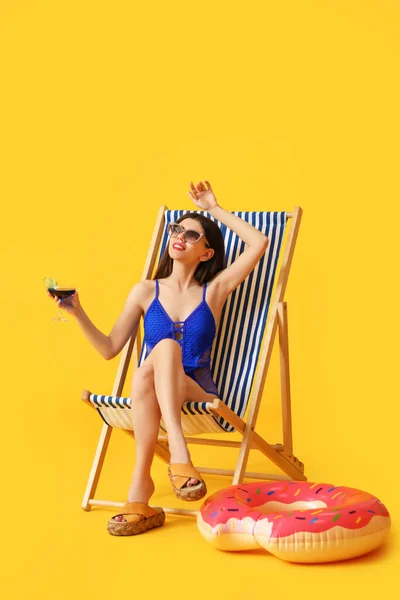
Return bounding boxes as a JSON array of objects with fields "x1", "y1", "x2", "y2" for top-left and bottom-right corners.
[
  {"x1": 107, "y1": 502, "x2": 165, "y2": 536},
  {"x1": 168, "y1": 461, "x2": 207, "y2": 502}
]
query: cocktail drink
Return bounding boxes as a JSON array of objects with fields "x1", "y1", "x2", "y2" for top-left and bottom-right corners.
[
  {"x1": 43, "y1": 277, "x2": 76, "y2": 322},
  {"x1": 48, "y1": 287, "x2": 76, "y2": 300}
]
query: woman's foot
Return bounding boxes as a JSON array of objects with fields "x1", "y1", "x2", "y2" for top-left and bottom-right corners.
[
  {"x1": 169, "y1": 445, "x2": 199, "y2": 488},
  {"x1": 114, "y1": 476, "x2": 155, "y2": 523},
  {"x1": 168, "y1": 462, "x2": 207, "y2": 502}
]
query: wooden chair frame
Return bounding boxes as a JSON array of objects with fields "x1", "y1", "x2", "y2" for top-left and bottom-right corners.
[{"x1": 81, "y1": 205, "x2": 306, "y2": 517}]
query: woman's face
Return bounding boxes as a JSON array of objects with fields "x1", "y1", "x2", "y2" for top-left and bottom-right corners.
[{"x1": 168, "y1": 218, "x2": 214, "y2": 263}]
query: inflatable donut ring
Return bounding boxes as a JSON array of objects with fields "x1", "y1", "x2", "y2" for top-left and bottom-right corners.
[{"x1": 197, "y1": 481, "x2": 391, "y2": 563}]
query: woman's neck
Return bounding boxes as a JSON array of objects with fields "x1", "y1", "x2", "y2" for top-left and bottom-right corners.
[{"x1": 165, "y1": 262, "x2": 200, "y2": 290}]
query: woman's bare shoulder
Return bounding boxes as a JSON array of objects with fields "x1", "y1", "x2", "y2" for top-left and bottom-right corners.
[{"x1": 127, "y1": 279, "x2": 156, "y2": 311}]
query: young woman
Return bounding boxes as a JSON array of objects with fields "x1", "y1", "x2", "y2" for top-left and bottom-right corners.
[{"x1": 49, "y1": 180, "x2": 269, "y2": 536}]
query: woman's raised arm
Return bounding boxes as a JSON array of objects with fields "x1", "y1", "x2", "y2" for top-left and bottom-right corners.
[
  {"x1": 188, "y1": 180, "x2": 269, "y2": 298},
  {"x1": 208, "y1": 204, "x2": 269, "y2": 297}
]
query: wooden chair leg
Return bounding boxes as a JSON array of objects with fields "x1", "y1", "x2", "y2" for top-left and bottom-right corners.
[
  {"x1": 278, "y1": 301, "x2": 293, "y2": 455},
  {"x1": 210, "y1": 400, "x2": 306, "y2": 481},
  {"x1": 232, "y1": 425, "x2": 253, "y2": 484},
  {"x1": 81, "y1": 423, "x2": 113, "y2": 511}
]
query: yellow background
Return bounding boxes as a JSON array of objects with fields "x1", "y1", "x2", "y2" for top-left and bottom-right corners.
[{"x1": 1, "y1": 1, "x2": 399, "y2": 598}]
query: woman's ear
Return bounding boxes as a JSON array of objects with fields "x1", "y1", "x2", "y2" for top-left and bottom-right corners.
[{"x1": 200, "y1": 248, "x2": 215, "y2": 262}]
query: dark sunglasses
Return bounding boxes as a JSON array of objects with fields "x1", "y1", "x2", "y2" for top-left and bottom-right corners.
[{"x1": 167, "y1": 222, "x2": 210, "y2": 247}]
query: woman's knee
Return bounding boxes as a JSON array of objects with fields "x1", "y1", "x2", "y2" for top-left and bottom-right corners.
[
  {"x1": 131, "y1": 363, "x2": 155, "y2": 398},
  {"x1": 152, "y1": 338, "x2": 183, "y2": 357}
]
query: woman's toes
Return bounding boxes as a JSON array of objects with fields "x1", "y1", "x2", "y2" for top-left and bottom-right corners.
[
  {"x1": 114, "y1": 515, "x2": 126, "y2": 522},
  {"x1": 187, "y1": 478, "x2": 199, "y2": 487}
]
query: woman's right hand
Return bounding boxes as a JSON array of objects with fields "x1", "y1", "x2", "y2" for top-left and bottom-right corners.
[{"x1": 47, "y1": 290, "x2": 82, "y2": 317}]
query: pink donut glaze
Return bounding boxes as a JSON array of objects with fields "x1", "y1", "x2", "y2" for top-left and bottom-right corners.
[{"x1": 200, "y1": 481, "x2": 390, "y2": 538}]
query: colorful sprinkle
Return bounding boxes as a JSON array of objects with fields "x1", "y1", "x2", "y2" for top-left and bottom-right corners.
[
  {"x1": 294, "y1": 489, "x2": 301, "y2": 497},
  {"x1": 311, "y1": 509, "x2": 324, "y2": 515},
  {"x1": 315, "y1": 487, "x2": 323, "y2": 494},
  {"x1": 309, "y1": 518, "x2": 318, "y2": 524},
  {"x1": 256, "y1": 489, "x2": 261, "y2": 494},
  {"x1": 210, "y1": 511, "x2": 219, "y2": 517},
  {"x1": 327, "y1": 487, "x2": 337, "y2": 492},
  {"x1": 309, "y1": 483, "x2": 319, "y2": 489},
  {"x1": 368, "y1": 510, "x2": 375, "y2": 514},
  {"x1": 228, "y1": 509, "x2": 239, "y2": 512},
  {"x1": 349, "y1": 510, "x2": 356, "y2": 514},
  {"x1": 246, "y1": 498, "x2": 251, "y2": 502},
  {"x1": 267, "y1": 490, "x2": 275, "y2": 496},
  {"x1": 356, "y1": 517, "x2": 362, "y2": 524},
  {"x1": 332, "y1": 514, "x2": 341, "y2": 522},
  {"x1": 332, "y1": 492, "x2": 341, "y2": 500},
  {"x1": 295, "y1": 517, "x2": 306, "y2": 520},
  {"x1": 274, "y1": 515, "x2": 283, "y2": 520}
]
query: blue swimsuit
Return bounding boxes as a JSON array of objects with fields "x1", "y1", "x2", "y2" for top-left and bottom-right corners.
[{"x1": 143, "y1": 279, "x2": 219, "y2": 395}]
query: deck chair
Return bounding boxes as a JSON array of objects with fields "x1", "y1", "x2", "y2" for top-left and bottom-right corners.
[{"x1": 81, "y1": 206, "x2": 306, "y2": 517}]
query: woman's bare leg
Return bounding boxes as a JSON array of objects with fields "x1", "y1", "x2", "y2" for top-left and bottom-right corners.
[
  {"x1": 144, "y1": 339, "x2": 199, "y2": 485},
  {"x1": 114, "y1": 363, "x2": 161, "y2": 522},
  {"x1": 115, "y1": 339, "x2": 219, "y2": 521}
]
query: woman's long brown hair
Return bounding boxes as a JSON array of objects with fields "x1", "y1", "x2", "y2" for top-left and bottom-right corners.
[{"x1": 153, "y1": 212, "x2": 226, "y2": 284}]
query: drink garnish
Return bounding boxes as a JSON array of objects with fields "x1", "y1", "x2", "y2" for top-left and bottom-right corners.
[{"x1": 43, "y1": 277, "x2": 58, "y2": 289}]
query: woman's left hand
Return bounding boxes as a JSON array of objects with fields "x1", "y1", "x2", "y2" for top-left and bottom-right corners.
[{"x1": 187, "y1": 180, "x2": 219, "y2": 211}]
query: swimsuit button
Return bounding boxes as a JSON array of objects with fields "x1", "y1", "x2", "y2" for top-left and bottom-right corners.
[{"x1": 174, "y1": 331, "x2": 183, "y2": 341}]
